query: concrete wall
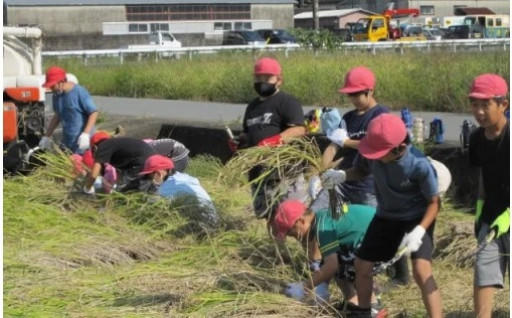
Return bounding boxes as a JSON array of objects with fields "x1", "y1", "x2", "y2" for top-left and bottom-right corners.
[
  {"x1": 408, "y1": 0, "x2": 510, "y2": 16},
  {"x1": 8, "y1": 6, "x2": 125, "y2": 35},
  {"x1": 251, "y1": 4, "x2": 294, "y2": 29}
]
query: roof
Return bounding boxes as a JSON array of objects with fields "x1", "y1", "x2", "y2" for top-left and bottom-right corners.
[
  {"x1": 454, "y1": 7, "x2": 496, "y2": 15},
  {"x1": 294, "y1": 8, "x2": 376, "y2": 19},
  {"x1": 6, "y1": 0, "x2": 296, "y2": 5}
]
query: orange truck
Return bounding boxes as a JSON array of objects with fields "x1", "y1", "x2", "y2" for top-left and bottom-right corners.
[{"x1": 353, "y1": 5, "x2": 426, "y2": 42}]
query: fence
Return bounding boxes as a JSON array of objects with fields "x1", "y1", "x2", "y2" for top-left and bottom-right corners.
[{"x1": 42, "y1": 39, "x2": 509, "y2": 64}]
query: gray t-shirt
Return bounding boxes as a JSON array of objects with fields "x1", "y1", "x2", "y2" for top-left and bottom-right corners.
[{"x1": 354, "y1": 145, "x2": 438, "y2": 221}]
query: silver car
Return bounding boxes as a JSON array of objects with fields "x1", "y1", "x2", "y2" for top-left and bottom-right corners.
[{"x1": 423, "y1": 28, "x2": 443, "y2": 41}]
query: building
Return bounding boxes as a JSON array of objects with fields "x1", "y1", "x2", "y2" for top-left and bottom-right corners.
[
  {"x1": 5, "y1": 0, "x2": 296, "y2": 50},
  {"x1": 294, "y1": 8, "x2": 376, "y2": 29}
]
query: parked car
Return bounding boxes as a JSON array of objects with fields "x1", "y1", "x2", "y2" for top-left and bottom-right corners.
[
  {"x1": 422, "y1": 28, "x2": 444, "y2": 41},
  {"x1": 445, "y1": 24, "x2": 485, "y2": 39},
  {"x1": 255, "y1": 29, "x2": 296, "y2": 44},
  {"x1": 222, "y1": 30, "x2": 266, "y2": 46},
  {"x1": 398, "y1": 24, "x2": 424, "y2": 37}
]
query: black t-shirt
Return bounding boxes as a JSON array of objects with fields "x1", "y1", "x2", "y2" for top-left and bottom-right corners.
[
  {"x1": 243, "y1": 91, "x2": 304, "y2": 147},
  {"x1": 469, "y1": 120, "x2": 510, "y2": 225},
  {"x1": 341, "y1": 104, "x2": 389, "y2": 194},
  {"x1": 94, "y1": 137, "x2": 155, "y2": 176}
]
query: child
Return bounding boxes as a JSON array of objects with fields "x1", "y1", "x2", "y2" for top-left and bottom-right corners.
[
  {"x1": 272, "y1": 199, "x2": 385, "y2": 316},
  {"x1": 230, "y1": 57, "x2": 307, "y2": 219},
  {"x1": 139, "y1": 154, "x2": 219, "y2": 228},
  {"x1": 39, "y1": 66, "x2": 98, "y2": 154},
  {"x1": 322, "y1": 113, "x2": 442, "y2": 318},
  {"x1": 313, "y1": 66, "x2": 409, "y2": 287},
  {"x1": 467, "y1": 74, "x2": 509, "y2": 318}
]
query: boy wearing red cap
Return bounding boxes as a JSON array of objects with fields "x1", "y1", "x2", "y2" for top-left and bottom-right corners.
[
  {"x1": 273, "y1": 199, "x2": 385, "y2": 316},
  {"x1": 231, "y1": 57, "x2": 307, "y2": 219},
  {"x1": 322, "y1": 114, "x2": 443, "y2": 317},
  {"x1": 139, "y1": 154, "x2": 219, "y2": 227},
  {"x1": 467, "y1": 74, "x2": 509, "y2": 318},
  {"x1": 83, "y1": 133, "x2": 155, "y2": 193},
  {"x1": 40, "y1": 66, "x2": 98, "y2": 154}
]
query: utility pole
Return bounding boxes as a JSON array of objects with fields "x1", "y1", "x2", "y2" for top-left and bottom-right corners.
[{"x1": 313, "y1": 0, "x2": 319, "y2": 30}]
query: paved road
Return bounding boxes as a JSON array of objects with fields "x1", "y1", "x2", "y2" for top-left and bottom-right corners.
[{"x1": 87, "y1": 96, "x2": 475, "y2": 143}]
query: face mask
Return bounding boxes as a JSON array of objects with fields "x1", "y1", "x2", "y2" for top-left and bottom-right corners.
[{"x1": 254, "y1": 82, "x2": 277, "y2": 97}]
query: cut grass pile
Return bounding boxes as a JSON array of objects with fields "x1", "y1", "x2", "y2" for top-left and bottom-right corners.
[{"x1": 4, "y1": 151, "x2": 509, "y2": 317}]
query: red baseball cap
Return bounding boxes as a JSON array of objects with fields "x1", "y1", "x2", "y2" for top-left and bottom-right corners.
[
  {"x1": 272, "y1": 199, "x2": 306, "y2": 241},
  {"x1": 254, "y1": 57, "x2": 282, "y2": 76},
  {"x1": 90, "y1": 131, "x2": 111, "y2": 148},
  {"x1": 42, "y1": 66, "x2": 67, "y2": 88},
  {"x1": 339, "y1": 66, "x2": 376, "y2": 94},
  {"x1": 139, "y1": 155, "x2": 175, "y2": 175},
  {"x1": 359, "y1": 114, "x2": 407, "y2": 159},
  {"x1": 468, "y1": 73, "x2": 508, "y2": 99}
]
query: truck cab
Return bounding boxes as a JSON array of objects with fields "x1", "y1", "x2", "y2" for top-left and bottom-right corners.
[{"x1": 149, "y1": 31, "x2": 181, "y2": 47}]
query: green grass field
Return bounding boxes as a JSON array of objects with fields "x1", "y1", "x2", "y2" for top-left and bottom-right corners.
[
  {"x1": 4, "y1": 150, "x2": 509, "y2": 317},
  {"x1": 44, "y1": 50, "x2": 509, "y2": 113}
]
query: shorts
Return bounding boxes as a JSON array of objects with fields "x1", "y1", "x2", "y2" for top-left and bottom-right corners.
[
  {"x1": 474, "y1": 223, "x2": 510, "y2": 288},
  {"x1": 356, "y1": 215, "x2": 435, "y2": 263},
  {"x1": 334, "y1": 249, "x2": 382, "y2": 282},
  {"x1": 310, "y1": 183, "x2": 377, "y2": 213},
  {"x1": 252, "y1": 173, "x2": 307, "y2": 219}
]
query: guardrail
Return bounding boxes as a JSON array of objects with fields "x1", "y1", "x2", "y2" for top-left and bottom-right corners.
[{"x1": 42, "y1": 38, "x2": 509, "y2": 64}]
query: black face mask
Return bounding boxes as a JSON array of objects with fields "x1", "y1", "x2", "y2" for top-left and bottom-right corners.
[{"x1": 254, "y1": 82, "x2": 277, "y2": 97}]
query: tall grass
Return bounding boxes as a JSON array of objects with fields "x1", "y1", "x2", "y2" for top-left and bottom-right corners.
[{"x1": 45, "y1": 50, "x2": 509, "y2": 113}]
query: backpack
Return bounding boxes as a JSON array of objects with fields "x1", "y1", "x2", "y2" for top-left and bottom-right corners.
[
  {"x1": 429, "y1": 118, "x2": 445, "y2": 144},
  {"x1": 401, "y1": 107, "x2": 413, "y2": 133},
  {"x1": 460, "y1": 119, "x2": 477, "y2": 150}
]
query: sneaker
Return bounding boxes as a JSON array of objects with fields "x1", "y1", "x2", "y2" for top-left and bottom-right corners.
[{"x1": 345, "y1": 302, "x2": 372, "y2": 318}]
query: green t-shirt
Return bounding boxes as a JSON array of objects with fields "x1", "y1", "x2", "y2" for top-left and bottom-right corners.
[{"x1": 315, "y1": 204, "x2": 376, "y2": 258}]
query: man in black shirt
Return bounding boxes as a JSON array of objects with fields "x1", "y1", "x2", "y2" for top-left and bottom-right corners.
[
  {"x1": 83, "y1": 132, "x2": 155, "y2": 193},
  {"x1": 232, "y1": 57, "x2": 307, "y2": 219},
  {"x1": 468, "y1": 73, "x2": 509, "y2": 318}
]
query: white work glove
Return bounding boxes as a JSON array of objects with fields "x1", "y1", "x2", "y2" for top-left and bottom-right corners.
[
  {"x1": 38, "y1": 136, "x2": 52, "y2": 150},
  {"x1": 314, "y1": 281, "x2": 330, "y2": 303},
  {"x1": 327, "y1": 128, "x2": 349, "y2": 147},
  {"x1": 399, "y1": 225, "x2": 426, "y2": 254},
  {"x1": 308, "y1": 176, "x2": 322, "y2": 200},
  {"x1": 77, "y1": 132, "x2": 90, "y2": 151},
  {"x1": 83, "y1": 185, "x2": 95, "y2": 195},
  {"x1": 321, "y1": 169, "x2": 346, "y2": 189},
  {"x1": 284, "y1": 282, "x2": 306, "y2": 300}
]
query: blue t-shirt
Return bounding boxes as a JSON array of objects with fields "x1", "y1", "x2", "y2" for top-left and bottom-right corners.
[
  {"x1": 354, "y1": 145, "x2": 438, "y2": 221},
  {"x1": 158, "y1": 172, "x2": 213, "y2": 206},
  {"x1": 340, "y1": 104, "x2": 389, "y2": 194},
  {"x1": 52, "y1": 84, "x2": 97, "y2": 153}
]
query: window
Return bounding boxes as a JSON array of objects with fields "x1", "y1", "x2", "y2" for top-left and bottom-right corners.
[
  {"x1": 150, "y1": 23, "x2": 169, "y2": 32},
  {"x1": 372, "y1": 18, "x2": 384, "y2": 29},
  {"x1": 128, "y1": 23, "x2": 148, "y2": 33},
  {"x1": 214, "y1": 22, "x2": 232, "y2": 31},
  {"x1": 127, "y1": 4, "x2": 250, "y2": 21},
  {"x1": 487, "y1": 18, "x2": 494, "y2": 27},
  {"x1": 234, "y1": 22, "x2": 252, "y2": 30},
  {"x1": 496, "y1": 18, "x2": 502, "y2": 26},
  {"x1": 420, "y1": 5, "x2": 434, "y2": 15}
]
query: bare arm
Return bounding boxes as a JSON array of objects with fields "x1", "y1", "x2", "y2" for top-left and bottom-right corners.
[
  {"x1": 419, "y1": 195, "x2": 440, "y2": 230},
  {"x1": 44, "y1": 114, "x2": 61, "y2": 137},
  {"x1": 280, "y1": 125, "x2": 306, "y2": 142},
  {"x1": 322, "y1": 143, "x2": 339, "y2": 169},
  {"x1": 305, "y1": 253, "x2": 338, "y2": 289},
  {"x1": 343, "y1": 139, "x2": 360, "y2": 150},
  {"x1": 82, "y1": 111, "x2": 99, "y2": 134},
  {"x1": 84, "y1": 162, "x2": 102, "y2": 189}
]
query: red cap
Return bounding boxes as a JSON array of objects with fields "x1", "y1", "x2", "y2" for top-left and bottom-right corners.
[
  {"x1": 359, "y1": 114, "x2": 407, "y2": 159},
  {"x1": 468, "y1": 73, "x2": 508, "y2": 99},
  {"x1": 139, "y1": 155, "x2": 174, "y2": 175},
  {"x1": 254, "y1": 57, "x2": 282, "y2": 75},
  {"x1": 339, "y1": 66, "x2": 376, "y2": 94},
  {"x1": 272, "y1": 200, "x2": 306, "y2": 241},
  {"x1": 90, "y1": 131, "x2": 111, "y2": 148},
  {"x1": 42, "y1": 66, "x2": 67, "y2": 88}
]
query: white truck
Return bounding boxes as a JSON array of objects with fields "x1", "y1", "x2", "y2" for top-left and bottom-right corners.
[{"x1": 127, "y1": 31, "x2": 182, "y2": 50}]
